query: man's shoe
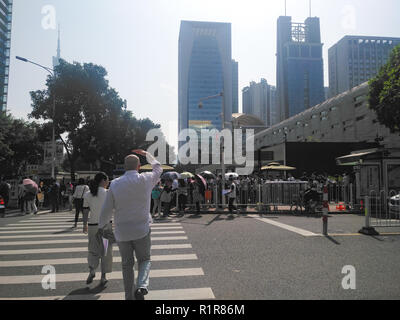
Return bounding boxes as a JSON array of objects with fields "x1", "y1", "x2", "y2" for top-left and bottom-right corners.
[
  {"x1": 86, "y1": 270, "x2": 95, "y2": 284},
  {"x1": 134, "y1": 288, "x2": 147, "y2": 300},
  {"x1": 100, "y1": 277, "x2": 108, "y2": 286}
]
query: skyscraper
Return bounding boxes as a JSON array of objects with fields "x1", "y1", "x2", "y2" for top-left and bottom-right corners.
[
  {"x1": 232, "y1": 59, "x2": 238, "y2": 114},
  {"x1": 328, "y1": 36, "x2": 400, "y2": 97},
  {"x1": 178, "y1": 21, "x2": 232, "y2": 140},
  {"x1": 242, "y1": 79, "x2": 275, "y2": 127},
  {"x1": 0, "y1": 0, "x2": 12, "y2": 113},
  {"x1": 276, "y1": 16, "x2": 325, "y2": 122}
]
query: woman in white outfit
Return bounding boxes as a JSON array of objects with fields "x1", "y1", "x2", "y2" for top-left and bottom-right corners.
[{"x1": 82, "y1": 172, "x2": 113, "y2": 286}]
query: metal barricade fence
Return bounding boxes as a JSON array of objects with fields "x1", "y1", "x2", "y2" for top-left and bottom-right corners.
[
  {"x1": 170, "y1": 181, "x2": 310, "y2": 213},
  {"x1": 365, "y1": 190, "x2": 400, "y2": 228},
  {"x1": 169, "y1": 181, "x2": 359, "y2": 214}
]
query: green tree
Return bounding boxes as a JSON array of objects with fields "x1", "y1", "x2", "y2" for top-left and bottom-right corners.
[
  {"x1": 369, "y1": 44, "x2": 400, "y2": 134},
  {"x1": 29, "y1": 59, "x2": 173, "y2": 178},
  {"x1": 0, "y1": 113, "x2": 43, "y2": 178}
]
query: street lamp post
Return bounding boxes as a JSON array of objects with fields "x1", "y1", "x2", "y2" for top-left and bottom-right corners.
[
  {"x1": 16, "y1": 56, "x2": 57, "y2": 179},
  {"x1": 198, "y1": 91, "x2": 227, "y2": 207}
]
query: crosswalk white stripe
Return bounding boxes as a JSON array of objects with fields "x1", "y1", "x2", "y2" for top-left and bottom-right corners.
[
  {"x1": 0, "y1": 268, "x2": 204, "y2": 284},
  {"x1": 0, "y1": 244, "x2": 192, "y2": 255},
  {"x1": 0, "y1": 226, "x2": 186, "y2": 235},
  {"x1": 0, "y1": 225, "x2": 83, "y2": 230},
  {"x1": 253, "y1": 217, "x2": 319, "y2": 237},
  {"x1": 0, "y1": 287, "x2": 215, "y2": 300},
  {"x1": 0, "y1": 229, "x2": 185, "y2": 235},
  {"x1": 9, "y1": 223, "x2": 184, "y2": 230},
  {"x1": 0, "y1": 254, "x2": 199, "y2": 267},
  {"x1": 0, "y1": 229, "x2": 82, "y2": 234},
  {"x1": 0, "y1": 236, "x2": 188, "y2": 246}
]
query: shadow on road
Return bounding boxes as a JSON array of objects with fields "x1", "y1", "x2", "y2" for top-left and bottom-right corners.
[
  {"x1": 63, "y1": 284, "x2": 107, "y2": 300},
  {"x1": 325, "y1": 236, "x2": 341, "y2": 245},
  {"x1": 52, "y1": 227, "x2": 77, "y2": 234}
]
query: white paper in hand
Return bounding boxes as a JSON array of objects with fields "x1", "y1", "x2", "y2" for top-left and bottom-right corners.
[{"x1": 102, "y1": 237, "x2": 109, "y2": 256}]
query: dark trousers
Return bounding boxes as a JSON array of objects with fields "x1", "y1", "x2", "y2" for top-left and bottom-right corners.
[
  {"x1": 50, "y1": 197, "x2": 59, "y2": 212},
  {"x1": 74, "y1": 199, "x2": 84, "y2": 223},
  {"x1": 162, "y1": 202, "x2": 171, "y2": 217},
  {"x1": 178, "y1": 194, "x2": 187, "y2": 212},
  {"x1": 229, "y1": 198, "x2": 236, "y2": 213},
  {"x1": 195, "y1": 202, "x2": 200, "y2": 214}
]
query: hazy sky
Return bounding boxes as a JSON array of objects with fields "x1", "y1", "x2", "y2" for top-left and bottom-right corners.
[{"x1": 8, "y1": 0, "x2": 400, "y2": 151}]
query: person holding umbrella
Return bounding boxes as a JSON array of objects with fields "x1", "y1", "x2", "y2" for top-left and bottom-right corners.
[{"x1": 23, "y1": 178, "x2": 38, "y2": 215}]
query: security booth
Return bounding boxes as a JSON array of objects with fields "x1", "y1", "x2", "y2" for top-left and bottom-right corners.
[{"x1": 336, "y1": 148, "x2": 400, "y2": 213}]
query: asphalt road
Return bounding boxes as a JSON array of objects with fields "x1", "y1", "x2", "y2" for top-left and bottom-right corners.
[
  {"x1": 0, "y1": 210, "x2": 399, "y2": 300},
  {"x1": 172, "y1": 212, "x2": 400, "y2": 300}
]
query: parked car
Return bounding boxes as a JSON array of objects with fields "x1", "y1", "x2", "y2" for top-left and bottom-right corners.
[
  {"x1": 0, "y1": 196, "x2": 5, "y2": 217},
  {"x1": 389, "y1": 194, "x2": 400, "y2": 218}
]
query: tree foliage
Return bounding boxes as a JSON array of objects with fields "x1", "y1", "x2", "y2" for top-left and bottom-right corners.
[
  {"x1": 29, "y1": 59, "x2": 172, "y2": 179},
  {"x1": 0, "y1": 113, "x2": 43, "y2": 178},
  {"x1": 369, "y1": 44, "x2": 400, "y2": 134}
]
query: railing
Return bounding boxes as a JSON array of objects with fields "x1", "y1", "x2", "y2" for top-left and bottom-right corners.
[{"x1": 367, "y1": 190, "x2": 400, "y2": 228}]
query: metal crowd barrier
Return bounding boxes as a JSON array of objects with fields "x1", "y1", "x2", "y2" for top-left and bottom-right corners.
[
  {"x1": 365, "y1": 190, "x2": 400, "y2": 228},
  {"x1": 168, "y1": 181, "x2": 310, "y2": 213}
]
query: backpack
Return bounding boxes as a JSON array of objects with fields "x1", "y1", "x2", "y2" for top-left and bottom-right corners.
[{"x1": 152, "y1": 189, "x2": 161, "y2": 200}]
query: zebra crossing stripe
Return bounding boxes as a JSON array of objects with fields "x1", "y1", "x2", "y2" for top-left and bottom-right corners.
[
  {"x1": 0, "y1": 287, "x2": 215, "y2": 300},
  {"x1": 0, "y1": 268, "x2": 205, "y2": 284},
  {"x1": 0, "y1": 236, "x2": 188, "y2": 246},
  {"x1": 0, "y1": 243, "x2": 192, "y2": 255},
  {"x1": 0, "y1": 254, "x2": 199, "y2": 267},
  {"x1": 9, "y1": 223, "x2": 184, "y2": 230},
  {"x1": 0, "y1": 229, "x2": 185, "y2": 235}
]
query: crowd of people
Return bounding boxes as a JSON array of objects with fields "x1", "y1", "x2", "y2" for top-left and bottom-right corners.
[{"x1": 148, "y1": 171, "x2": 355, "y2": 216}]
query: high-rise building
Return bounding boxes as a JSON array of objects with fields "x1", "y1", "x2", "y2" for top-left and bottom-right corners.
[
  {"x1": 179, "y1": 21, "x2": 232, "y2": 140},
  {"x1": 232, "y1": 59, "x2": 238, "y2": 113},
  {"x1": 276, "y1": 16, "x2": 325, "y2": 122},
  {"x1": 242, "y1": 79, "x2": 276, "y2": 127},
  {"x1": 328, "y1": 36, "x2": 400, "y2": 97},
  {"x1": 270, "y1": 86, "x2": 278, "y2": 125},
  {"x1": 0, "y1": 0, "x2": 12, "y2": 113}
]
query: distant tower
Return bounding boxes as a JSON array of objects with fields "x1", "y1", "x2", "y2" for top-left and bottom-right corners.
[
  {"x1": 178, "y1": 20, "x2": 232, "y2": 138},
  {"x1": 52, "y1": 25, "x2": 61, "y2": 68},
  {"x1": 276, "y1": 15, "x2": 325, "y2": 122}
]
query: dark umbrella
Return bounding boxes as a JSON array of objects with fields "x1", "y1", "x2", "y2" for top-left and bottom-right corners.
[
  {"x1": 23, "y1": 179, "x2": 38, "y2": 193},
  {"x1": 161, "y1": 171, "x2": 180, "y2": 181},
  {"x1": 199, "y1": 171, "x2": 216, "y2": 179},
  {"x1": 195, "y1": 174, "x2": 207, "y2": 194}
]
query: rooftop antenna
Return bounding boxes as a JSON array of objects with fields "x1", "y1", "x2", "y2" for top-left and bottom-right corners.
[
  {"x1": 309, "y1": 0, "x2": 312, "y2": 17},
  {"x1": 285, "y1": 0, "x2": 287, "y2": 16}
]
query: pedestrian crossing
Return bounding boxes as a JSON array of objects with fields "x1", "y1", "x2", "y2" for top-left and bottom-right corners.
[{"x1": 0, "y1": 212, "x2": 215, "y2": 300}]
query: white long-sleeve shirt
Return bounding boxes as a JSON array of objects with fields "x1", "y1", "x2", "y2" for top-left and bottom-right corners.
[
  {"x1": 98, "y1": 157, "x2": 163, "y2": 242},
  {"x1": 83, "y1": 187, "x2": 108, "y2": 225}
]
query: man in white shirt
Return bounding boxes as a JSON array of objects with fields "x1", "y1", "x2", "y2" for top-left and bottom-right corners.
[{"x1": 98, "y1": 150, "x2": 162, "y2": 300}]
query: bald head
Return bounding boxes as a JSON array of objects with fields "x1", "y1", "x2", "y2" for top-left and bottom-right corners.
[{"x1": 125, "y1": 155, "x2": 140, "y2": 171}]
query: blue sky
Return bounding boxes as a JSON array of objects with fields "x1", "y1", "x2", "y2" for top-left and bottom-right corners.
[{"x1": 8, "y1": 0, "x2": 400, "y2": 151}]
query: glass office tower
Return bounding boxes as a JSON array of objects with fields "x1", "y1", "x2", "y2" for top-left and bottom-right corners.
[
  {"x1": 276, "y1": 16, "x2": 325, "y2": 122},
  {"x1": 329, "y1": 36, "x2": 400, "y2": 98},
  {"x1": 0, "y1": 0, "x2": 12, "y2": 113},
  {"x1": 179, "y1": 21, "x2": 232, "y2": 140}
]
